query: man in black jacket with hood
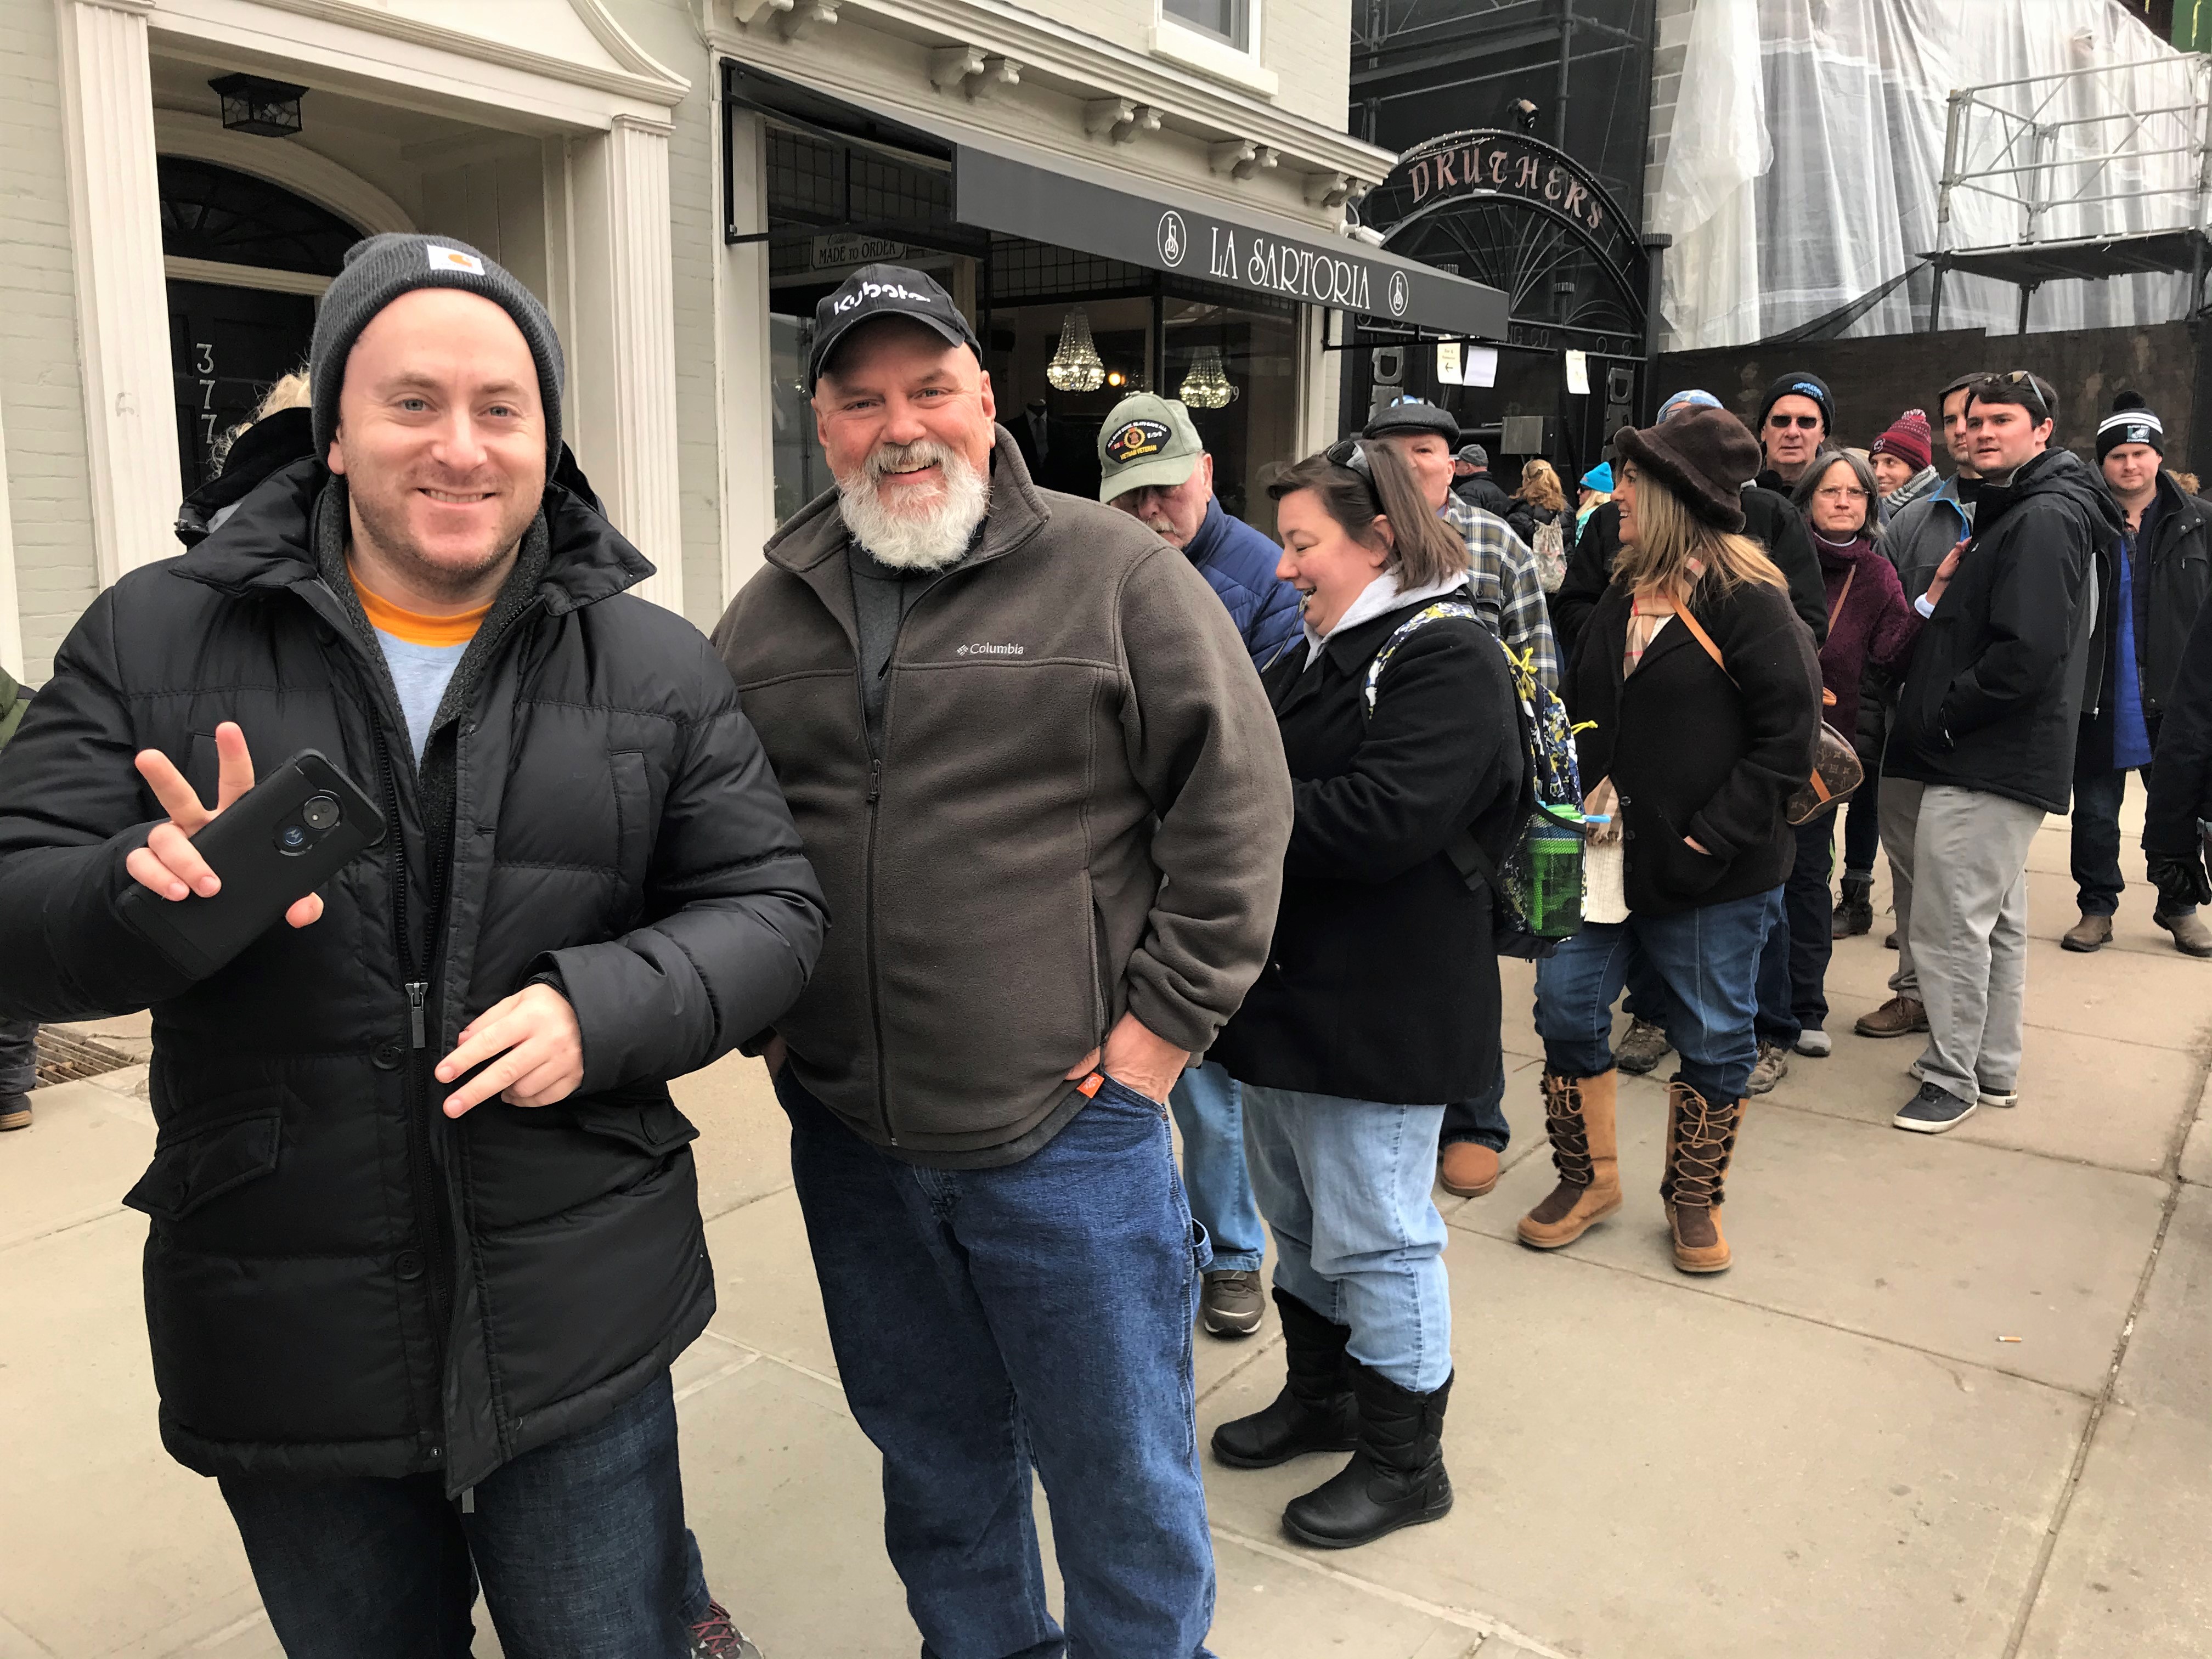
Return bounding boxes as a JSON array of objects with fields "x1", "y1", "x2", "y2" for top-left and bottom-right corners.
[
  {"x1": 1886, "y1": 371, "x2": 2118, "y2": 1134},
  {"x1": 0, "y1": 234, "x2": 826, "y2": 1656}
]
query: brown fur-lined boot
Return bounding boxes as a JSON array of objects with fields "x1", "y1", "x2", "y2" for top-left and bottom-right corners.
[
  {"x1": 1515, "y1": 1071, "x2": 1623, "y2": 1250},
  {"x1": 1662, "y1": 1080, "x2": 1745, "y2": 1274}
]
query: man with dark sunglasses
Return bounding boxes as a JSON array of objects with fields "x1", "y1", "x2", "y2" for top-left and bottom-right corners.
[{"x1": 1754, "y1": 371, "x2": 1835, "y2": 492}]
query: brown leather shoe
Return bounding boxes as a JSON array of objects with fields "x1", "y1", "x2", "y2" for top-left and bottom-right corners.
[
  {"x1": 1437, "y1": 1141, "x2": 1500, "y2": 1197},
  {"x1": 1662, "y1": 1082, "x2": 1743, "y2": 1274},
  {"x1": 2061, "y1": 912, "x2": 2113, "y2": 953},
  {"x1": 1854, "y1": 995, "x2": 1927, "y2": 1038},
  {"x1": 2154, "y1": 910, "x2": 2212, "y2": 958},
  {"x1": 1517, "y1": 1071, "x2": 1623, "y2": 1249}
]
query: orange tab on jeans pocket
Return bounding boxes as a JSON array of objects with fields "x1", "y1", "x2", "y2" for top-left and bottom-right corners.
[{"x1": 1077, "y1": 1072, "x2": 1104, "y2": 1098}]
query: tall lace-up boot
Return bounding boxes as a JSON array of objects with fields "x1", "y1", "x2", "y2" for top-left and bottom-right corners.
[
  {"x1": 1662, "y1": 1079, "x2": 1746, "y2": 1273},
  {"x1": 1211, "y1": 1287, "x2": 1360, "y2": 1468},
  {"x1": 1515, "y1": 1071, "x2": 1623, "y2": 1250}
]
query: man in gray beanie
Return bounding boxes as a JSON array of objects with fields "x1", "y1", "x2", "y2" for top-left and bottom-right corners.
[{"x1": 0, "y1": 233, "x2": 825, "y2": 1655}]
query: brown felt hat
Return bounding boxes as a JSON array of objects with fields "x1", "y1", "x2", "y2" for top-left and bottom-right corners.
[{"x1": 1613, "y1": 407, "x2": 1761, "y2": 533}]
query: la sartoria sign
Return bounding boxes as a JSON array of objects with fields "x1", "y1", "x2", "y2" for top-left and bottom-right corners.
[{"x1": 1194, "y1": 219, "x2": 1390, "y2": 313}]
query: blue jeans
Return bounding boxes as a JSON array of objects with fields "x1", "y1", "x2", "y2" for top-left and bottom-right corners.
[
  {"x1": 1756, "y1": 828, "x2": 1834, "y2": 1044},
  {"x1": 1167, "y1": 1060, "x2": 1265, "y2": 1272},
  {"x1": 1534, "y1": 887, "x2": 1781, "y2": 1104},
  {"x1": 0, "y1": 1017, "x2": 35, "y2": 1096},
  {"x1": 219, "y1": 1371, "x2": 707, "y2": 1658},
  {"x1": 778, "y1": 1071, "x2": 1217, "y2": 1659},
  {"x1": 1240, "y1": 1086, "x2": 1452, "y2": 1393},
  {"x1": 1438, "y1": 1053, "x2": 1509, "y2": 1153}
]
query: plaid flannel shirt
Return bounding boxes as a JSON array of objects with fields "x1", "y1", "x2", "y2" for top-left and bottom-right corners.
[{"x1": 1441, "y1": 494, "x2": 1561, "y2": 689}]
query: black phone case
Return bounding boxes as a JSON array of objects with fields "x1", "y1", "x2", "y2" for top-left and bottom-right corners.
[{"x1": 118, "y1": 749, "x2": 387, "y2": 981}]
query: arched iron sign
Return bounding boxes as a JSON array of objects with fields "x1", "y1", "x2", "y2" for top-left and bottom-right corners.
[{"x1": 1363, "y1": 129, "x2": 1647, "y2": 356}]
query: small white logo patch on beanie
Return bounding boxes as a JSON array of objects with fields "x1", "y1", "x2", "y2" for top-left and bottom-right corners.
[{"x1": 426, "y1": 244, "x2": 484, "y2": 275}]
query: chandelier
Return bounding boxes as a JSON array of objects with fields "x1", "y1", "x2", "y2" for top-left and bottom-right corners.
[
  {"x1": 1045, "y1": 307, "x2": 1105, "y2": 393},
  {"x1": 1177, "y1": 345, "x2": 1237, "y2": 409}
]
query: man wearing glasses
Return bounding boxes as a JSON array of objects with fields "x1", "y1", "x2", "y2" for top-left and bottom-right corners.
[{"x1": 1754, "y1": 371, "x2": 1835, "y2": 493}]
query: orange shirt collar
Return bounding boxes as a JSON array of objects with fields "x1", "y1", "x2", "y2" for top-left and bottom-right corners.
[{"x1": 349, "y1": 566, "x2": 490, "y2": 648}]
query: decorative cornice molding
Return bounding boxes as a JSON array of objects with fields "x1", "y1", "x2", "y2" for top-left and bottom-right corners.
[
  {"x1": 149, "y1": 0, "x2": 692, "y2": 109},
  {"x1": 71, "y1": 0, "x2": 157, "y2": 15}
]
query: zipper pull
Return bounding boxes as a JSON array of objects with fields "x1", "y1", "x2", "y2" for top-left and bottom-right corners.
[
  {"x1": 867, "y1": 759, "x2": 883, "y2": 803},
  {"x1": 407, "y1": 982, "x2": 428, "y2": 1049}
]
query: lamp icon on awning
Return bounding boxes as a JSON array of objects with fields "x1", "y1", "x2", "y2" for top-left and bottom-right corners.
[{"x1": 1158, "y1": 211, "x2": 1188, "y2": 267}]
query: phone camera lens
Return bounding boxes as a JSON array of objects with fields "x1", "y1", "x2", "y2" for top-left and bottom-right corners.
[
  {"x1": 301, "y1": 794, "x2": 341, "y2": 831},
  {"x1": 278, "y1": 823, "x2": 310, "y2": 852}
]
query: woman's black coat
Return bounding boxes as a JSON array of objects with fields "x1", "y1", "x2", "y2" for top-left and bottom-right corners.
[
  {"x1": 0, "y1": 460, "x2": 826, "y2": 1494},
  {"x1": 1210, "y1": 592, "x2": 1522, "y2": 1105},
  {"x1": 1567, "y1": 575, "x2": 1821, "y2": 915}
]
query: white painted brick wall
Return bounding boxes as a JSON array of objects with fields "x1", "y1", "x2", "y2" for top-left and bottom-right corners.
[
  {"x1": 1011, "y1": 0, "x2": 1352, "y2": 132},
  {"x1": 0, "y1": 0, "x2": 100, "y2": 684}
]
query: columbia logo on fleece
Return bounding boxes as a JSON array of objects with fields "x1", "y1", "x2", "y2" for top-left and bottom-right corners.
[{"x1": 955, "y1": 642, "x2": 1026, "y2": 657}]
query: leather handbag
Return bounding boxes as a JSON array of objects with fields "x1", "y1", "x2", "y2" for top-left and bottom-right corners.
[{"x1": 1672, "y1": 587, "x2": 1864, "y2": 827}]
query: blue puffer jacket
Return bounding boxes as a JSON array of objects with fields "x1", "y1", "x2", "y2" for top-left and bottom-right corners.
[{"x1": 1184, "y1": 497, "x2": 1302, "y2": 669}]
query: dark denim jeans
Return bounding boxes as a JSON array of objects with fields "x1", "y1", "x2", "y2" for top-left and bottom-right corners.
[
  {"x1": 1841, "y1": 766, "x2": 1883, "y2": 879},
  {"x1": 0, "y1": 1017, "x2": 36, "y2": 1097},
  {"x1": 778, "y1": 1071, "x2": 1218, "y2": 1659},
  {"x1": 1756, "y1": 821, "x2": 1836, "y2": 1043},
  {"x1": 2073, "y1": 754, "x2": 2193, "y2": 918},
  {"x1": 219, "y1": 1370, "x2": 707, "y2": 1658},
  {"x1": 1534, "y1": 887, "x2": 1781, "y2": 1103},
  {"x1": 1438, "y1": 1053, "x2": 1509, "y2": 1153}
]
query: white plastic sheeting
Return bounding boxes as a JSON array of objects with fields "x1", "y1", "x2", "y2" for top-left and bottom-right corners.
[{"x1": 1652, "y1": 0, "x2": 2202, "y2": 348}]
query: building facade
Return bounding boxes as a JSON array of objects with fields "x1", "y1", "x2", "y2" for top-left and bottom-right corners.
[{"x1": 0, "y1": 0, "x2": 1505, "y2": 683}]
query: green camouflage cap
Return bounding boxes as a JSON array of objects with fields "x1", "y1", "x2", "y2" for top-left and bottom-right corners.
[{"x1": 1097, "y1": 394, "x2": 1205, "y2": 501}]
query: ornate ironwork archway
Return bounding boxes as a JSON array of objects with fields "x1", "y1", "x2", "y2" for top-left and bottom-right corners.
[{"x1": 1363, "y1": 128, "x2": 1647, "y2": 356}]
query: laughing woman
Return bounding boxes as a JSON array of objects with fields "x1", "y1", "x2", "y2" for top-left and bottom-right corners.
[{"x1": 1206, "y1": 439, "x2": 1523, "y2": 1550}]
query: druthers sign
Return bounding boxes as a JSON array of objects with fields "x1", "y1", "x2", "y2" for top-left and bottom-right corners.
[
  {"x1": 954, "y1": 146, "x2": 1507, "y2": 341},
  {"x1": 1403, "y1": 136, "x2": 1612, "y2": 237}
]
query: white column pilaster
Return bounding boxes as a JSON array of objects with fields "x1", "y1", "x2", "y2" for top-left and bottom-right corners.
[
  {"x1": 1293, "y1": 303, "x2": 1341, "y2": 455},
  {"x1": 57, "y1": 0, "x2": 180, "y2": 588},
  {"x1": 0, "y1": 383, "x2": 26, "y2": 681},
  {"x1": 569, "y1": 116, "x2": 684, "y2": 615},
  {"x1": 715, "y1": 106, "x2": 775, "y2": 607}
]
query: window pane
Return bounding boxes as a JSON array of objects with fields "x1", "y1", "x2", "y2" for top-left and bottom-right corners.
[{"x1": 1164, "y1": 0, "x2": 1247, "y2": 49}]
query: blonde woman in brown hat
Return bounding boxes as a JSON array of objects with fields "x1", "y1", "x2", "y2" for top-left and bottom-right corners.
[{"x1": 1520, "y1": 409, "x2": 1821, "y2": 1272}]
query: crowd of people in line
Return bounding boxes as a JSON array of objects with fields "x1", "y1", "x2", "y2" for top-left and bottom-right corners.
[{"x1": 3, "y1": 239, "x2": 2212, "y2": 1657}]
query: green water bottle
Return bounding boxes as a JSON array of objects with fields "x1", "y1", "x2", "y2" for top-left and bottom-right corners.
[{"x1": 1525, "y1": 807, "x2": 1585, "y2": 938}]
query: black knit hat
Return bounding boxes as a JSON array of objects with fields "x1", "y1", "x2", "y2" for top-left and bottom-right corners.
[
  {"x1": 1613, "y1": 407, "x2": 1762, "y2": 532},
  {"x1": 1753, "y1": 370, "x2": 1834, "y2": 439},
  {"x1": 1364, "y1": 399, "x2": 1460, "y2": 445},
  {"x1": 2097, "y1": 390, "x2": 2165, "y2": 463},
  {"x1": 311, "y1": 234, "x2": 565, "y2": 471}
]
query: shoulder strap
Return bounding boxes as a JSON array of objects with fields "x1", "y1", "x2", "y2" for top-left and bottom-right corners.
[
  {"x1": 1671, "y1": 601, "x2": 1735, "y2": 686},
  {"x1": 1362, "y1": 601, "x2": 1480, "y2": 717},
  {"x1": 1827, "y1": 566, "x2": 1856, "y2": 629}
]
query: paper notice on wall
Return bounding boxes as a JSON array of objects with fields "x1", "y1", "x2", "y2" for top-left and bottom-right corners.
[
  {"x1": 1565, "y1": 349, "x2": 1590, "y2": 396},
  {"x1": 1463, "y1": 345, "x2": 1498, "y2": 388},
  {"x1": 1436, "y1": 342, "x2": 1462, "y2": 384}
]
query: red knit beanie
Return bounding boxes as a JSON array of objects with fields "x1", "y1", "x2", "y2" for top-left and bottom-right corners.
[{"x1": 1871, "y1": 409, "x2": 1933, "y2": 473}]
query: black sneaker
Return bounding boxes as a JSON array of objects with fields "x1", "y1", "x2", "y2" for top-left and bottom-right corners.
[
  {"x1": 1200, "y1": 1269, "x2": 1265, "y2": 1338},
  {"x1": 689, "y1": 1600, "x2": 762, "y2": 1658},
  {"x1": 0, "y1": 1094, "x2": 29, "y2": 1131},
  {"x1": 1893, "y1": 1081, "x2": 1976, "y2": 1135}
]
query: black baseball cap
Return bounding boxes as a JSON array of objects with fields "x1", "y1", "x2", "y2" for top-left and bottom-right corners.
[{"x1": 808, "y1": 264, "x2": 983, "y2": 392}]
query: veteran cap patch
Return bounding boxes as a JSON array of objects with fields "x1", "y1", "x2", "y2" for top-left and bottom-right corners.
[{"x1": 1096, "y1": 395, "x2": 1204, "y2": 502}]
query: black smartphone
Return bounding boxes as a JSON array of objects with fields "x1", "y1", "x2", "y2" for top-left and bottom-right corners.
[{"x1": 119, "y1": 748, "x2": 386, "y2": 980}]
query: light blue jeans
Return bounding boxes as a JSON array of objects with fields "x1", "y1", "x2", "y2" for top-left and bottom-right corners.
[
  {"x1": 1240, "y1": 1086, "x2": 1453, "y2": 1393},
  {"x1": 1168, "y1": 1060, "x2": 1266, "y2": 1273}
]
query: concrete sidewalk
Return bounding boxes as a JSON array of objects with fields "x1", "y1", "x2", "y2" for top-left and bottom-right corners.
[{"x1": 2, "y1": 808, "x2": 2207, "y2": 1659}]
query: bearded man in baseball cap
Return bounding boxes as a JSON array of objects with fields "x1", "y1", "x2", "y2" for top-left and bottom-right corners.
[{"x1": 0, "y1": 232, "x2": 827, "y2": 1655}]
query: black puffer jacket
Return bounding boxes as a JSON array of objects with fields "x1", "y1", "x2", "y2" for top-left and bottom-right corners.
[
  {"x1": 0, "y1": 460, "x2": 826, "y2": 1493},
  {"x1": 1887, "y1": 448, "x2": 2120, "y2": 814}
]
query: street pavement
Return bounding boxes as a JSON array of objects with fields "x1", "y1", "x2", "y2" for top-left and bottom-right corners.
[{"x1": 3, "y1": 803, "x2": 2207, "y2": 1659}]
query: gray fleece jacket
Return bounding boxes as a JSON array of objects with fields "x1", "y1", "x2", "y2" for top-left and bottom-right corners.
[{"x1": 712, "y1": 427, "x2": 1291, "y2": 1160}]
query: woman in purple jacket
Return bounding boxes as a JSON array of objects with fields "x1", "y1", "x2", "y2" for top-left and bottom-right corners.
[{"x1": 1754, "y1": 449, "x2": 1923, "y2": 1068}]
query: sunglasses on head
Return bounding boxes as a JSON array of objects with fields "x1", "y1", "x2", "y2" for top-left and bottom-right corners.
[
  {"x1": 1767, "y1": 413, "x2": 1822, "y2": 431},
  {"x1": 1324, "y1": 439, "x2": 1387, "y2": 506}
]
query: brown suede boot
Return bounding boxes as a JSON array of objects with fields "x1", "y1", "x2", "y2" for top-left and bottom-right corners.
[
  {"x1": 1516, "y1": 1071, "x2": 1623, "y2": 1250},
  {"x1": 1662, "y1": 1081, "x2": 1744, "y2": 1274}
]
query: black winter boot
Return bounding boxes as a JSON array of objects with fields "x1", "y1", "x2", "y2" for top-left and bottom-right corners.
[
  {"x1": 1211, "y1": 1288, "x2": 1359, "y2": 1468},
  {"x1": 1832, "y1": 874, "x2": 1874, "y2": 939},
  {"x1": 1281, "y1": 1365, "x2": 1453, "y2": 1549}
]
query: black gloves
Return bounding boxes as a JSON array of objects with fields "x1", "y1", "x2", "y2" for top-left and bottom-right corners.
[{"x1": 2147, "y1": 851, "x2": 2212, "y2": 913}]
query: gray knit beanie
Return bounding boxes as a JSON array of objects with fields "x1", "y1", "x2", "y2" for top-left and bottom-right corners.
[{"x1": 309, "y1": 233, "x2": 565, "y2": 470}]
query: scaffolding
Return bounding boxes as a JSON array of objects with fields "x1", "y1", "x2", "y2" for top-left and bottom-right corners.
[{"x1": 1928, "y1": 53, "x2": 2212, "y2": 333}]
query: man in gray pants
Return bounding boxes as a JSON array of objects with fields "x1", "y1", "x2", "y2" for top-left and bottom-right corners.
[{"x1": 1882, "y1": 373, "x2": 2116, "y2": 1133}]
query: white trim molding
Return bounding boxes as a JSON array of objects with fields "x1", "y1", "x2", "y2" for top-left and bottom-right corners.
[
  {"x1": 568, "y1": 117, "x2": 684, "y2": 613},
  {"x1": 0, "y1": 380, "x2": 25, "y2": 681},
  {"x1": 165, "y1": 255, "x2": 332, "y2": 295},
  {"x1": 152, "y1": 110, "x2": 414, "y2": 234},
  {"x1": 60, "y1": 0, "x2": 184, "y2": 586},
  {"x1": 1149, "y1": 15, "x2": 1276, "y2": 99}
]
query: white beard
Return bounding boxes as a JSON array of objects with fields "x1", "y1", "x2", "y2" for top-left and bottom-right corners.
[{"x1": 837, "y1": 438, "x2": 990, "y2": 571}]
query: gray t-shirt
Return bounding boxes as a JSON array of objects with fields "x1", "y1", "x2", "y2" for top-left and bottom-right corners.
[{"x1": 373, "y1": 631, "x2": 468, "y2": 762}]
